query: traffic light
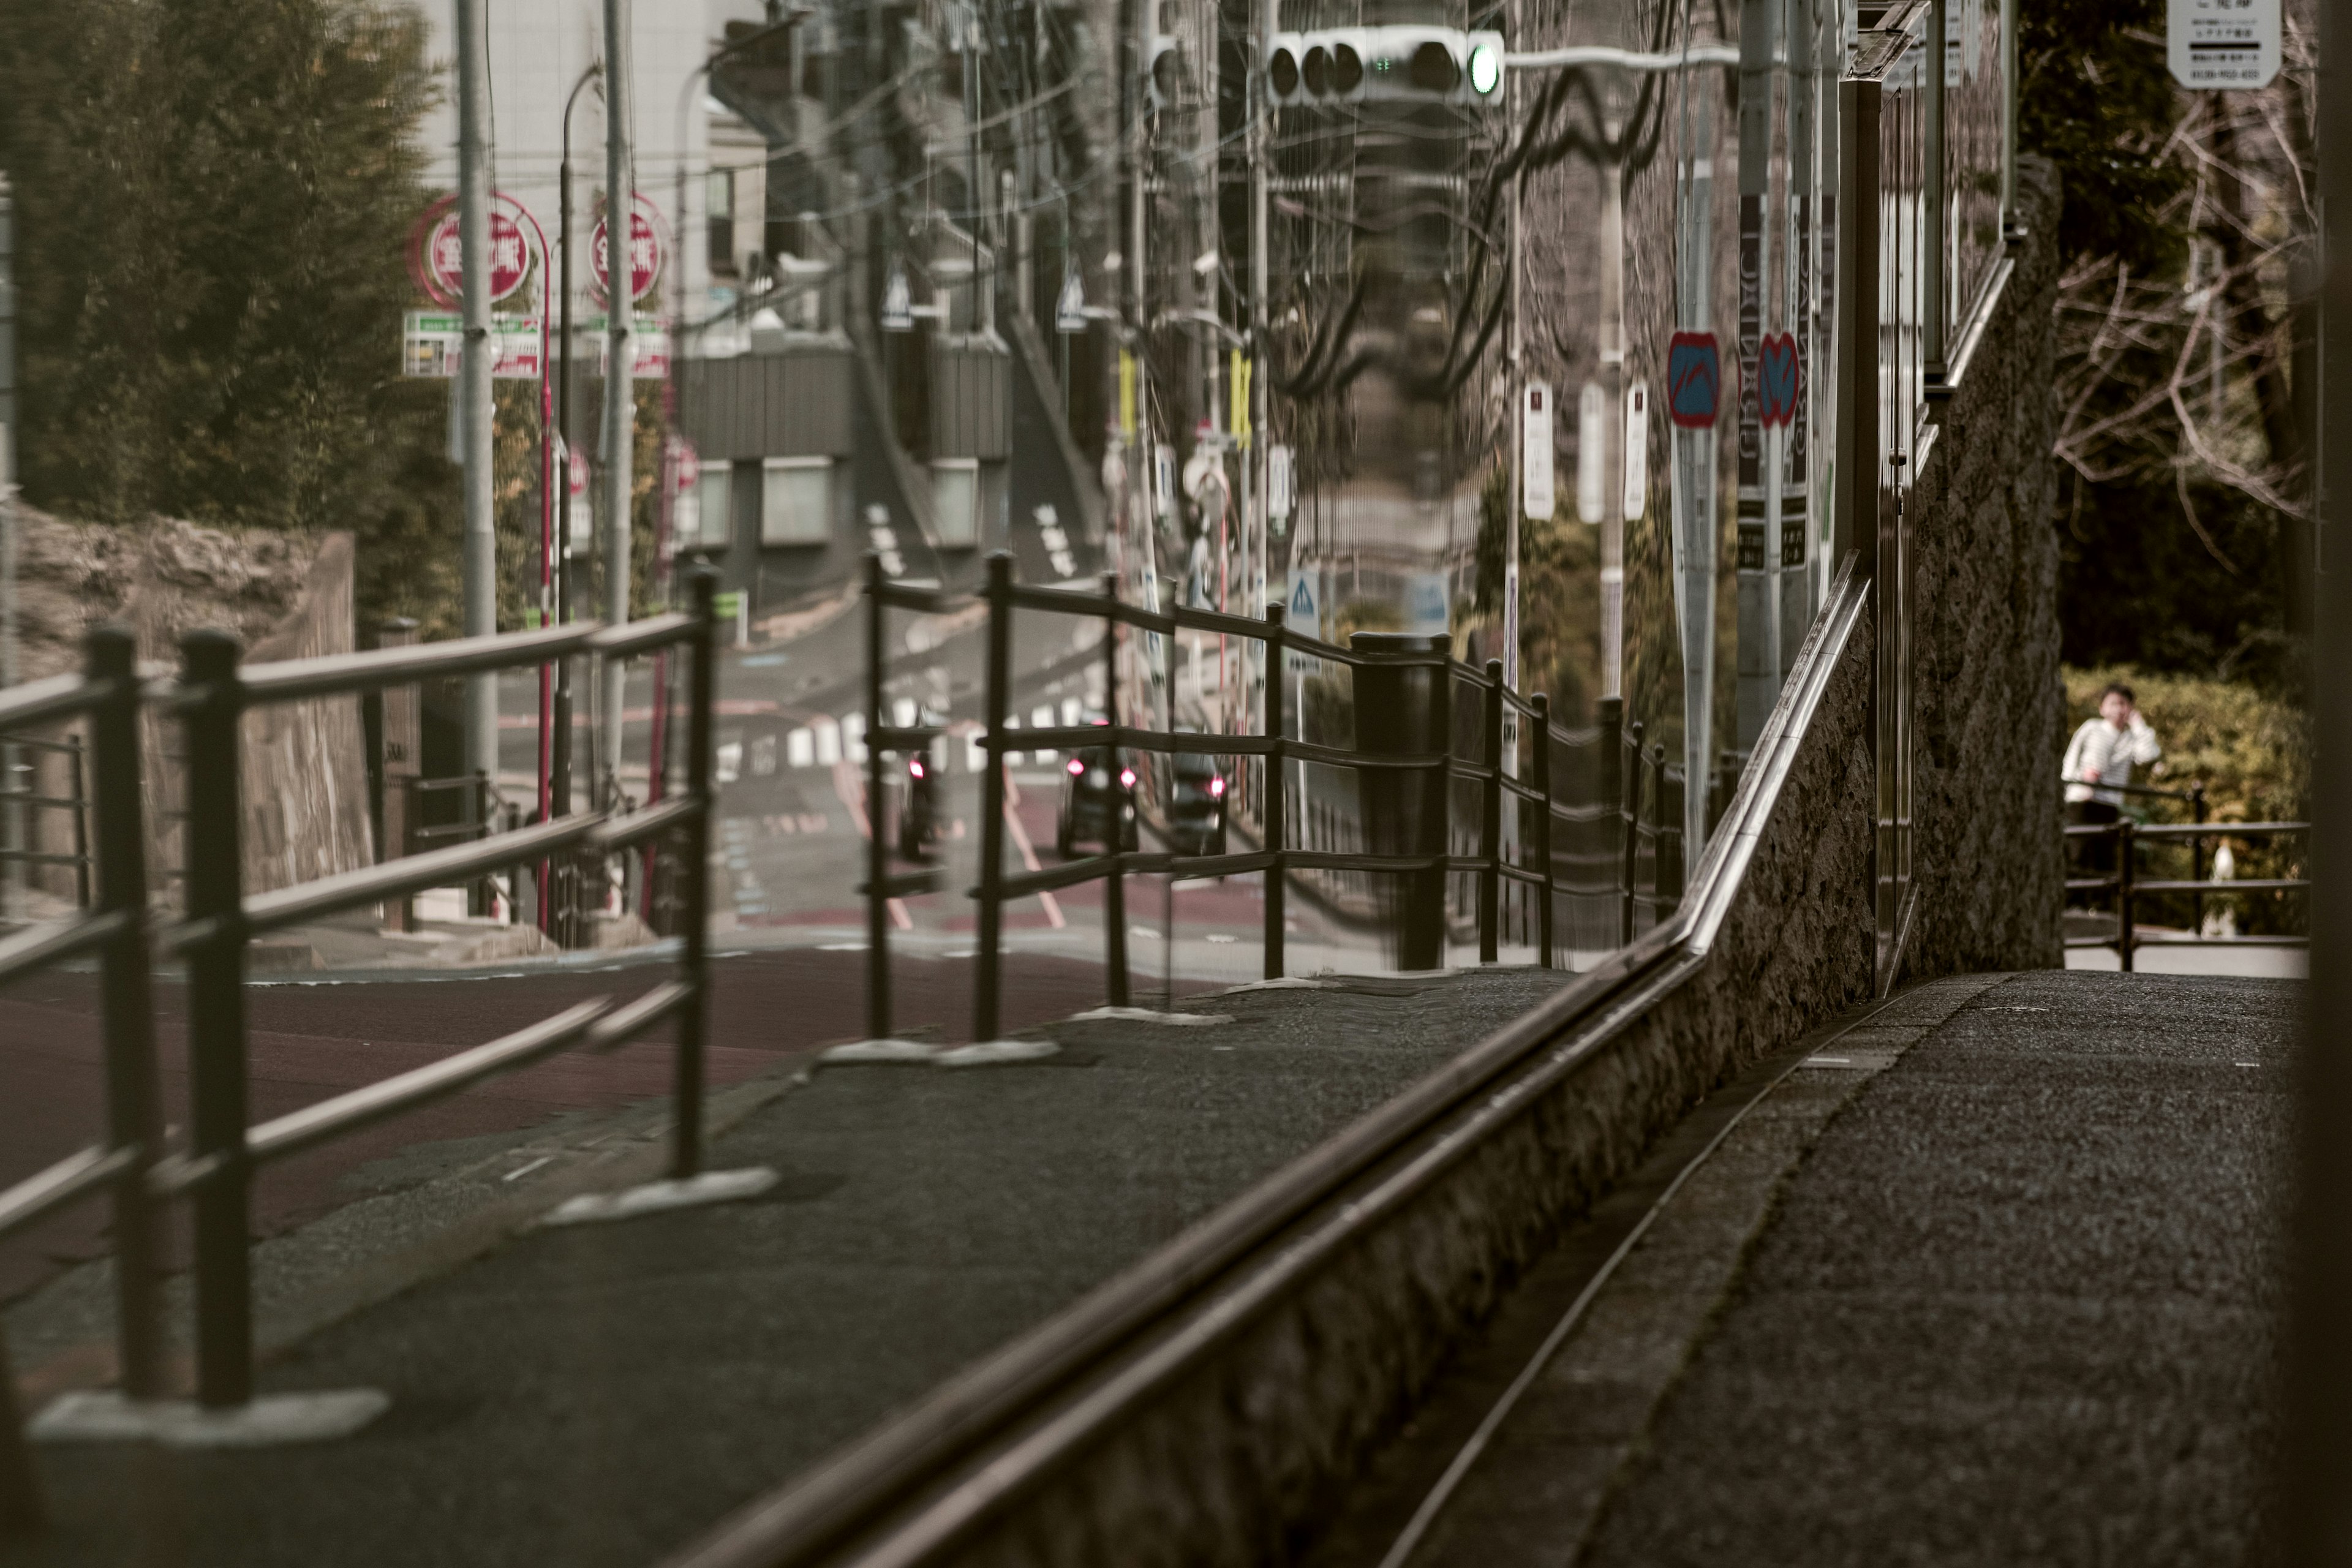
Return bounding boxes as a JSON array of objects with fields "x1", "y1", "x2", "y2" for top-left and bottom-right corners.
[
  {"x1": 1145, "y1": 34, "x2": 1180, "y2": 111},
  {"x1": 1265, "y1": 27, "x2": 1504, "y2": 109}
]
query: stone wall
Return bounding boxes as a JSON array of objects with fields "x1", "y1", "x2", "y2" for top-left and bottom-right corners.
[
  {"x1": 2, "y1": 508, "x2": 375, "y2": 903},
  {"x1": 1905, "y1": 156, "x2": 2067, "y2": 976}
]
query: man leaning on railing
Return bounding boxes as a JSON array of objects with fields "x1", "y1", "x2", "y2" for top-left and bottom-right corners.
[{"x1": 2064, "y1": 682, "x2": 2162, "y2": 881}]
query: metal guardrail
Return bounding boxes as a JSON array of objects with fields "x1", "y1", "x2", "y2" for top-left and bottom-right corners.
[
  {"x1": 0, "y1": 731, "x2": 92, "y2": 910},
  {"x1": 2064, "y1": 816, "x2": 2309, "y2": 970},
  {"x1": 856, "y1": 553, "x2": 1687, "y2": 1044},
  {"x1": 0, "y1": 578, "x2": 726, "y2": 1532}
]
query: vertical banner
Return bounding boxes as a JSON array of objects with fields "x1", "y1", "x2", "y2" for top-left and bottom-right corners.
[
  {"x1": 1119, "y1": 351, "x2": 1138, "y2": 437},
  {"x1": 1522, "y1": 383, "x2": 1556, "y2": 520},
  {"x1": 1576, "y1": 382, "x2": 1607, "y2": 524},
  {"x1": 1671, "y1": 88, "x2": 1719, "y2": 860}
]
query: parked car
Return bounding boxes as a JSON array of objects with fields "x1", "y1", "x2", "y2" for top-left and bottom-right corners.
[
  {"x1": 1057, "y1": 742, "x2": 1139, "y2": 856},
  {"x1": 1166, "y1": 750, "x2": 1228, "y2": 856}
]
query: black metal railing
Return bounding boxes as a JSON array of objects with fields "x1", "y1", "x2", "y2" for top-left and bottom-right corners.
[
  {"x1": 0, "y1": 731, "x2": 93, "y2": 911},
  {"x1": 856, "y1": 552, "x2": 1686, "y2": 1044},
  {"x1": 0, "y1": 576, "x2": 725, "y2": 1531},
  {"x1": 2064, "y1": 815, "x2": 2307, "y2": 970}
]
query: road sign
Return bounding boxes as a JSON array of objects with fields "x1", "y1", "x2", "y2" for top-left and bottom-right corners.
[
  {"x1": 1268, "y1": 443, "x2": 1294, "y2": 522},
  {"x1": 402, "y1": 311, "x2": 543, "y2": 379},
  {"x1": 408, "y1": 193, "x2": 538, "y2": 308},
  {"x1": 559, "y1": 437, "x2": 591, "y2": 549},
  {"x1": 2169, "y1": 0, "x2": 2278, "y2": 88},
  {"x1": 591, "y1": 195, "x2": 665, "y2": 304},
  {"x1": 1576, "y1": 382, "x2": 1605, "y2": 524},
  {"x1": 1668, "y1": 331, "x2": 1721, "y2": 429},
  {"x1": 1405, "y1": 572, "x2": 1449, "y2": 636},
  {"x1": 1522, "y1": 382, "x2": 1556, "y2": 521},
  {"x1": 587, "y1": 316, "x2": 673, "y2": 380},
  {"x1": 1623, "y1": 381, "x2": 1651, "y2": 521},
  {"x1": 1284, "y1": 566, "x2": 1319, "y2": 671},
  {"x1": 1757, "y1": 333, "x2": 1800, "y2": 428}
]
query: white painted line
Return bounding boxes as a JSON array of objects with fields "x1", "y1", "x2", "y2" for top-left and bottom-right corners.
[
  {"x1": 818, "y1": 941, "x2": 869, "y2": 952},
  {"x1": 820, "y1": 1039, "x2": 940, "y2": 1065},
  {"x1": 2236, "y1": 1061, "x2": 2260, "y2": 1068},
  {"x1": 1066, "y1": 1006, "x2": 1234, "y2": 1027},
  {"x1": 1800, "y1": 1055, "x2": 1855, "y2": 1066},
  {"x1": 1223, "y1": 976, "x2": 1335, "y2": 993},
  {"x1": 935, "y1": 1038, "x2": 1062, "y2": 1066},
  {"x1": 1205, "y1": 933, "x2": 1238, "y2": 944},
  {"x1": 540, "y1": 1167, "x2": 780, "y2": 1227},
  {"x1": 501, "y1": 1156, "x2": 556, "y2": 1183},
  {"x1": 33, "y1": 1389, "x2": 390, "y2": 1448}
]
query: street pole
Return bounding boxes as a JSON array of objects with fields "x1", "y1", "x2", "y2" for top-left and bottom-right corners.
[
  {"x1": 456, "y1": 0, "x2": 498, "y2": 810},
  {"x1": 600, "y1": 0, "x2": 636, "y2": 811},
  {"x1": 2291, "y1": 0, "x2": 2352, "y2": 1551},
  {"x1": 0, "y1": 170, "x2": 18, "y2": 919},
  {"x1": 1733, "y1": 0, "x2": 1778, "y2": 756},
  {"x1": 555, "y1": 61, "x2": 598, "y2": 843}
]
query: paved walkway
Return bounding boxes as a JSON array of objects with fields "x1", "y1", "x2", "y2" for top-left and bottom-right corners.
[
  {"x1": 1306, "y1": 970, "x2": 2292, "y2": 1567},
  {"x1": 1, "y1": 968, "x2": 1569, "y2": 1568}
]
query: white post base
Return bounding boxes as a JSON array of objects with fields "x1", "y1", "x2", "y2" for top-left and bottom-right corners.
[
  {"x1": 933, "y1": 1038, "x2": 1062, "y2": 1066},
  {"x1": 31, "y1": 1389, "x2": 389, "y2": 1449},
  {"x1": 541, "y1": 1166, "x2": 780, "y2": 1227}
]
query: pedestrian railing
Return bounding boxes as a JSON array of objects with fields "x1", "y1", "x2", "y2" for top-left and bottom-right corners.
[
  {"x1": 2064, "y1": 815, "x2": 2308, "y2": 970},
  {"x1": 0, "y1": 731, "x2": 93, "y2": 911},
  {"x1": 855, "y1": 552, "x2": 1689, "y2": 1046},
  {"x1": 0, "y1": 575, "x2": 745, "y2": 1532}
]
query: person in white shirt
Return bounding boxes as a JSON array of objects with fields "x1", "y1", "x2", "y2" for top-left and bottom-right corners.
[{"x1": 2063, "y1": 682, "x2": 2161, "y2": 885}]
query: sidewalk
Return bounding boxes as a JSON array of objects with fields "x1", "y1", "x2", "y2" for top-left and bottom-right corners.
[
  {"x1": 2, "y1": 967, "x2": 1570, "y2": 1568},
  {"x1": 1305, "y1": 970, "x2": 2292, "y2": 1567}
]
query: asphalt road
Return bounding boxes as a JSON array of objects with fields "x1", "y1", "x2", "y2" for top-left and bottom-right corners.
[{"x1": 0, "y1": 948, "x2": 1128, "y2": 1305}]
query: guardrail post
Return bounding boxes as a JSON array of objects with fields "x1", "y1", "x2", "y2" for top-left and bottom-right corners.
[
  {"x1": 1262, "y1": 597, "x2": 1286, "y2": 980},
  {"x1": 2191, "y1": 783, "x2": 2207, "y2": 933},
  {"x1": 2117, "y1": 817, "x2": 2136, "y2": 973},
  {"x1": 1598, "y1": 696, "x2": 1623, "y2": 936},
  {"x1": 1656, "y1": 747, "x2": 1675, "y2": 907},
  {"x1": 1102, "y1": 571, "x2": 1131, "y2": 1006},
  {"x1": 1532, "y1": 693, "x2": 1556, "y2": 969},
  {"x1": 671, "y1": 570, "x2": 719, "y2": 1179},
  {"x1": 1621, "y1": 720, "x2": 1646, "y2": 946},
  {"x1": 864, "y1": 554, "x2": 891, "y2": 1041},
  {"x1": 89, "y1": 627, "x2": 164, "y2": 1400},
  {"x1": 974, "y1": 553, "x2": 1012, "y2": 1043},
  {"x1": 181, "y1": 628, "x2": 253, "y2": 1408},
  {"x1": 67, "y1": 735, "x2": 90, "y2": 910},
  {"x1": 1478, "y1": 659, "x2": 1504, "y2": 964}
]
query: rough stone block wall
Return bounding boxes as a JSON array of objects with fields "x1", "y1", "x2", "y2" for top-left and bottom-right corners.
[{"x1": 1906, "y1": 156, "x2": 2066, "y2": 976}]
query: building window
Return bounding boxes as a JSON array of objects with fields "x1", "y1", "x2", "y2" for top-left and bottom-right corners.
[
  {"x1": 707, "y1": 170, "x2": 737, "y2": 276},
  {"x1": 932, "y1": 459, "x2": 979, "y2": 548},
  {"x1": 761, "y1": 457, "x2": 832, "y2": 546},
  {"x1": 698, "y1": 462, "x2": 733, "y2": 549}
]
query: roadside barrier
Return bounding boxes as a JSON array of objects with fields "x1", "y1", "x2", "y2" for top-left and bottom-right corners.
[
  {"x1": 0, "y1": 574, "x2": 747, "y2": 1531},
  {"x1": 856, "y1": 551, "x2": 1686, "y2": 1046},
  {"x1": 2065, "y1": 814, "x2": 2307, "y2": 970}
]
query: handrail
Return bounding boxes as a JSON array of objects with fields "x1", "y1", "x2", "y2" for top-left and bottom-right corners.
[
  {"x1": 669, "y1": 552, "x2": 1874, "y2": 1568},
  {"x1": 2065, "y1": 813, "x2": 2309, "y2": 968}
]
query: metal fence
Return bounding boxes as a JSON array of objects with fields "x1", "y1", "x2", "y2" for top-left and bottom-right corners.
[
  {"x1": 2065, "y1": 813, "x2": 2309, "y2": 970},
  {"x1": 856, "y1": 552, "x2": 1686, "y2": 1045},
  {"x1": 0, "y1": 576, "x2": 733, "y2": 1532},
  {"x1": 0, "y1": 732, "x2": 92, "y2": 911}
]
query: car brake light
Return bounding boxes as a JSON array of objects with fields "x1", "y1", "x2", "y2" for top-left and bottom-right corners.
[
  {"x1": 908, "y1": 758, "x2": 925, "y2": 779},
  {"x1": 1208, "y1": 775, "x2": 1226, "y2": 797},
  {"x1": 1068, "y1": 757, "x2": 1086, "y2": 777},
  {"x1": 1119, "y1": 767, "x2": 1137, "y2": 788}
]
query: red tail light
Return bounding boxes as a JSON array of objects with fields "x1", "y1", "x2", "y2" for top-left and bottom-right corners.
[
  {"x1": 1119, "y1": 767, "x2": 1137, "y2": 788},
  {"x1": 1067, "y1": 757, "x2": 1086, "y2": 777},
  {"x1": 1208, "y1": 775, "x2": 1226, "y2": 797},
  {"x1": 908, "y1": 758, "x2": 925, "y2": 780}
]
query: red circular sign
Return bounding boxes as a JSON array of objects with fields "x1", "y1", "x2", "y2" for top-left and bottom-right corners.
[
  {"x1": 420, "y1": 204, "x2": 530, "y2": 306},
  {"x1": 592, "y1": 200, "x2": 663, "y2": 304}
]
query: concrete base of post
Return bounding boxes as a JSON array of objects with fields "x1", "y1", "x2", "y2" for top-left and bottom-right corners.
[
  {"x1": 818, "y1": 1038, "x2": 944, "y2": 1065},
  {"x1": 31, "y1": 1389, "x2": 389, "y2": 1449},
  {"x1": 540, "y1": 1167, "x2": 779, "y2": 1227},
  {"x1": 933, "y1": 1039, "x2": 1062, "y2": 1067}
]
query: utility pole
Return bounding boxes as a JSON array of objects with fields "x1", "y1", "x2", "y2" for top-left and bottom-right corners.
[
  {"x1": 1780, "y1": 0, "x2": 1817, "y2": 669},
  {"x1": 601, "y1": 0, "x2": 636, "y2": 809},
  {"x1": 0, "y1": 170, "x2": 18, "y2": 919},
  {"x1": 456, "y1": 0, "x2": 498, "y2": 803},
  {"x1": 554, "y1": 61, "x2": 598, "y2": 840},
  {"x1": 1733, "y1": 0, "x2": 1778, "y2": 756}
]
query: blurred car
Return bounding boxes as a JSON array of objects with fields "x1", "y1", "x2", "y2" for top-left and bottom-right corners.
[
  {"x1": 1057, "y1": 742, "x2": 1139, "y2": 856},
  {"x1": 1166, "y1": 750, "x2": 1227, "y2": 856}
]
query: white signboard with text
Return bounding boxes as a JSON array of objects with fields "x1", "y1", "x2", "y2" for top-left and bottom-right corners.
[{"x1": 2169, "y1": 0, "x2": 2279, "y2": 88}]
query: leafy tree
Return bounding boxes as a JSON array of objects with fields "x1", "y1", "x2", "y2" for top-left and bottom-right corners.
[{"x1": 0, "y1": 0, "x2": 456, "y2": 625}]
